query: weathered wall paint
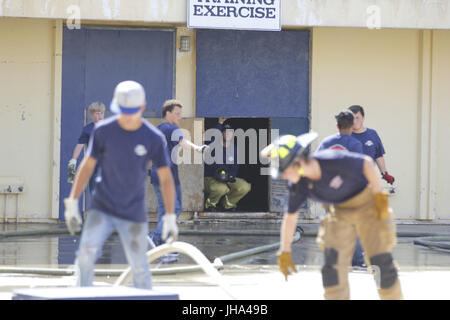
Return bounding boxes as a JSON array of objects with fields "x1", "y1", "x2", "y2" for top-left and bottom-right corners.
[
  {"x1": 2, "y1": 1, "x2": 450, "y2": 29},
  {"x1": 311, "y1": 27, "x2": 420, "y2": 219}
]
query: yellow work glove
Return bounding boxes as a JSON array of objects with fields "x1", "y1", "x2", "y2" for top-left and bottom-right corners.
[
  {"x1": 374, "y1": 191, "x2": 389, "y2": 220},
  {"x1": 277, "y1": 251, "x2": 297, "y2": 281}
]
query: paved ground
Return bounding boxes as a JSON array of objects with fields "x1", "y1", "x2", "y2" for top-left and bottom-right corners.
[{"x1": 0, "y1": 220, "x2": 449, "y2": 300}]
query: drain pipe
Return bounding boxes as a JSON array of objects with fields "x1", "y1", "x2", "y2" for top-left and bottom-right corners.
[
  {"x1": 413, "y1": 236, "x2": 450, "y2": 251},
  {"x1": 216, "y1": 226, "x2": 303, "y2": 264},
  {"x1": 1, "y1": 227, "x2": 450, "y2": 239}
]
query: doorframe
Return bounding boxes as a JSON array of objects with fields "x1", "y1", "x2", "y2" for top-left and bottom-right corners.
[{"x1": 58, "y1": 24, "x2": 176, "y2": 220}]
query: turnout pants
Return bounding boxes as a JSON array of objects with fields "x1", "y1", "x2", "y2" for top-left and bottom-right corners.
[
  {"x1": 316, "y1": 187, "x2": 403, "y2": 300},
  {"x1": 204, "y1": 177, "x2": 251, "y2": 208}
]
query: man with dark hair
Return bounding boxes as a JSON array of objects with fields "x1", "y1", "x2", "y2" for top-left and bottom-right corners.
[
  {"x1": 348, "y1": 105, "x2": 395, "y2": 186},
  {"x1": 262, "y1": 132, "x2": 403, "y2": 300},
  {"x1": 149, "y1": 99, "x2": 207, "y2": 262},
  {"x1": 316, "y1": 110, "x2": 366, "y2": 267},
  {"x1": 316, "y1": 110, "x2": 363, "y2": 153}
]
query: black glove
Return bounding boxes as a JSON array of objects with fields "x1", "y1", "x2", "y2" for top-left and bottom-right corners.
[{"x1": 228, "y1": 176, "x2": 236, "y2": 183}]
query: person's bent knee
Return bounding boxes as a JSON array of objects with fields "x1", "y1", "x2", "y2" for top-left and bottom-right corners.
[
  {"x1": 322, "y1": 247, "x2": 350, "y2": 299},
  {"x1": 76, "y1": 245, "x2": 98, "y2": 267},
  {"x1": 233, "y1": 180, "x2": 251, "y2": 195},
  {"x1": 322, "y1": 247, "x2": 339, "y2": 287},
  {"x1": 369, "y1": 253, "x2": 398, "y2": 289},
  {"x1": 241, "y1": 181, "x2": 251, "y2": 194},
  {"x1": 210, "y1": 183, "x2": 230, "y2": 195}
]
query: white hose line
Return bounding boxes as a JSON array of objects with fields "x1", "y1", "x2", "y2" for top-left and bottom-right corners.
[
  {"x1": 114, "y1": 241, "x2": 237, "y2": 300},
  {"x1": 0, "y1": 231, "x2": 300, "y2": 278},
  {"x1": 0, "y1": 265, "x2": 225, "y2": 277}
]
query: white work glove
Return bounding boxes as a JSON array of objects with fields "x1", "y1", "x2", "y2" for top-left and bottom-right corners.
[
  {"x1": 67, "y1": 159, "x2": 77, "y2": 183},
  {"x1": 68, "y1": 159, "x2": 77, "y2": 171},
  {"x1": 194, "y1": 145, "x2": 209, "y2": 153},
  {"x1": 162, "y1": 213, "x2": 178, "y2": 243},
  {"x1": 64, "y1": 198, "x2": 82, "y2": 235}
]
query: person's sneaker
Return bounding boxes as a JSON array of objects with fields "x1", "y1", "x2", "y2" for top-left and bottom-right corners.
[
  {"x1": 223, "y1": 206, "x2": 237, "y2": 212},
  {"x1": 221, "y1": 195, "x2": 237, "y2": 212},
  {"x1": 161, "y1": 253, "x2": 179, "y2": 264},
  {"x1": 352, "y1": 260, "x2": 367, "y2": 269},
  {"x1": 295, "y1": 226, "x2": 304, "y2": 241}
]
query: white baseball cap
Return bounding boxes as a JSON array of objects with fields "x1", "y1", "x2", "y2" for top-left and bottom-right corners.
[{"x1": 110, "y1": 80, "x2": 146, "y2": 114}]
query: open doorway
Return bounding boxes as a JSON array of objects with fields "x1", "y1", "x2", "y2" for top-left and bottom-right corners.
[{"x1": 204, "y1": 118, "x2": 270, "y2": 212}]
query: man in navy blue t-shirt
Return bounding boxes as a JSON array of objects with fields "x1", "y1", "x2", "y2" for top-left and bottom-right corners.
[
  {"x1": 67, "y1": 101, "x2": 105, "y2": 200},
  {"x1": 348, "y1": 105, "x2": 395, "y2": 186},
  {"x1": 316, "y1": 110, "x2": 365, "y2": 268},
  {"x1": 261, "y1": 133, "x2": 403, "y2": 300},
  {"x1": 316, "y1": 110, "x2": 363, "y2": 154},
  {"x1": 64, "y1": 80, "x2": 178, "y2": 289},
  {"x1": 149, "y1": 99, "x2": 207, "y2": 253}
]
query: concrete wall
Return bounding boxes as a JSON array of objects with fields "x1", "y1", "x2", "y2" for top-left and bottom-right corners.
[
  {"x1": 311, "y1": 27, "x2": 450, "y2": 220},
  {"x1": 2, "y1": 16, "x2": 450, "y2": 221},
  {"x1": 0, "y1": 18, "x2": 58, "y2": 221},
  {"x1": 2, "y1": 1, "x2": 450, "y2": 29},
  {"x1": 432, "y1": 30, "x2": 450, "y2": 220},
  {"x1": 175, "y1": 27, "x2": 196, "y2": 118},
  {"x1": 283, "y1": 0, "x2": 450, "y2": 29},
  {"x1": 0, "y1": 18, "x2": 197, "y2": 221}
]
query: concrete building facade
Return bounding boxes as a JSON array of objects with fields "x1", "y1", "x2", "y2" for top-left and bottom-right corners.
[{"x1": 1, "y1": 0, "x2": 450, "y2": 222}]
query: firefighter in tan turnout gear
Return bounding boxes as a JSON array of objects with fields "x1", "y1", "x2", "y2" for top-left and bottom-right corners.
[{"x1": 261, "y1": 132, "x2": 403, "y2": 300}]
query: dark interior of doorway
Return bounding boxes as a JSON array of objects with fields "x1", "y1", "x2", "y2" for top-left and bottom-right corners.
[{"x1": 204, "y1": 118, "x2": 269, "y2": 212}]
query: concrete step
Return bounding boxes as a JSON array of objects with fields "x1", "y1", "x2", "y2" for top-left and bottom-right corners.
[
  {"x1": 147, "y1": 211, "x2": 282, "y2": 222},
  {"x1": 146, "y1": 211, "x2": 320, "y2": 223},
  {"x1": 198, "y1": 211, "x2": 280, "y2": 219}
]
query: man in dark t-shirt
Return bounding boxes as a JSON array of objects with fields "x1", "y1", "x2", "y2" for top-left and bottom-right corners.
[
  {"x1": 316, "y1": 110, "x2": 365, "y2": 267},
  {"x1": 348, "y1": 105, "x2": 395, "y2": 186},
  {"x1": 261, "y1": 132, "x2": 403, "y2": 300},
  {"x1": 67, "y1": 102, "x2": 105, "y2": 204},
  {"x1": 316, "y1": 110, "x2": 363, "y2": 153},
  {"x1": 149, "y1": 99, "x2": 207, "y2": 255},
  {"x1": 64, "y1": 81, "x2": 178, "y2": 289}
]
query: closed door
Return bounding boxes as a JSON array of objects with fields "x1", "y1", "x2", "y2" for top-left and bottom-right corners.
[{"x1": 60, "y1": 27, "x2": 175, "y2": 220}]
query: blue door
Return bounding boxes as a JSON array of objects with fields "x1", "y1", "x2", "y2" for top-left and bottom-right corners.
[{"x1": 59, "y1": 27, "x2": 174, "y2": 220}]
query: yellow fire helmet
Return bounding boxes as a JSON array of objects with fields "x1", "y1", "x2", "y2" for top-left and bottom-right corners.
[{"x1": 260, "y1": 131, "x2": 318, "y2": 179}]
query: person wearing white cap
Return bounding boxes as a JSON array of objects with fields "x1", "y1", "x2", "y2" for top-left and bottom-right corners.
[{"x1": 64, "y1": 80, "x2": 178, "y2": 289}]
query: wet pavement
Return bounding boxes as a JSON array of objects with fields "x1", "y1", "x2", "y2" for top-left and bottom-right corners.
[
  {"x1": 0, "y1": 220, "x2": 450, "y2": 299},
  {"x1": 1, "y1": 220, "x2": 450, "y2": 268}
]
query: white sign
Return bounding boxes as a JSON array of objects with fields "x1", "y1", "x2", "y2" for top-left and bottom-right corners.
[{"x1": 188, "y1": 0, "x2": 281, "y2": 31}]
